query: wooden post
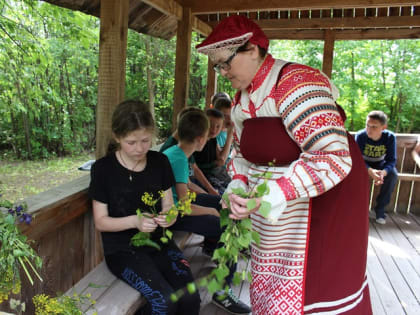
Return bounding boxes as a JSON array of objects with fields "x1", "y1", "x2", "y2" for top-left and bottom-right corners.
[
  {"x1": 94, "y1": 0, "x2": 129, "y2": 265},
  {"x1": 173, "y1": 7, "x2": 192, "y2": 130},
  {"x1": 205, "y1": 56, "x2": 217, "y2": 108},
  {"x1": 96, "y1": 0, "x2": 129, "y2": 159},
  {"x1": 322, "y1": 30, "x2": 335, "y2": 78}
]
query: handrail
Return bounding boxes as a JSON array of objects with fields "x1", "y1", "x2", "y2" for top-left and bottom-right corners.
[{"x1": 19, "y1": 175, "x2": 90, "y2": 240}]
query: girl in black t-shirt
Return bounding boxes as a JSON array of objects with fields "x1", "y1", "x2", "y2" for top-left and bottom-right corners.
[{"x1": 89, "y1": 100, "x2": 200, "y2": 315}]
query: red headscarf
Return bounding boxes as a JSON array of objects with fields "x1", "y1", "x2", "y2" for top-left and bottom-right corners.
[{"x1": 196, "y1": 15, "x2": 269, "y2": 55}]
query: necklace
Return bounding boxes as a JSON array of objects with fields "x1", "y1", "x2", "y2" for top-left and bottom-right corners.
[{"x1": 119, "y1": 151, "x2": 142, "y2": 181}]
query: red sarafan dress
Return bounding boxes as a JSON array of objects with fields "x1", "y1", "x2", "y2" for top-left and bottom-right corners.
[{"x1": 227, "y1": 55, "x2": 372, "y2": 314}]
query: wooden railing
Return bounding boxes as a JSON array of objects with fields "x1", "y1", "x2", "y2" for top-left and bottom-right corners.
[
  {"x1": 5, "y1": 175, "x2": 102, "y2": 314},
  {"x1": 367, "y1": 133, "x2": 420, "y2": 214}
]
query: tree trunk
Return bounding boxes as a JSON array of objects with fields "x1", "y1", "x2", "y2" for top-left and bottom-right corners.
[
  {"x1": 15, "y1": 79, "x2": 32, "y2": 159},
  {"x1": 64, "y1": 60, "x2": 75, "y2": 134},
  {"x1": 144, "y1": 37, "x2": 155, "y2": 118}
]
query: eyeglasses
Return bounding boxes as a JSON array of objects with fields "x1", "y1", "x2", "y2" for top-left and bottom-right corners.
[{"x1": 213, "y1": 51, "x2": 237, "y2": 73}]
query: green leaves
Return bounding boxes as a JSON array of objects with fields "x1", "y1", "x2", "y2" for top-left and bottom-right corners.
[
  {"x1": 231, "y1": 187, "x2": 248, "y2": 198},
  {"x1": 246, "y1": 199, "x2": 257, "y2": 211},
  {"x1": 259, "y1": 201, "x2": 271, "y2": 219},
  {"x1": 130, "y1": 232, "x2": 161, "y2": 250},
  {"x1": 0, "y1": 196, "x2": 43, "y2": 302},
  {"x1": 131, "y1": 191, "x2": 195, "y2": 250}
]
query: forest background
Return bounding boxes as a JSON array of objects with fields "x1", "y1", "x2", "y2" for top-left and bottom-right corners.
[{"x1": 0, "y1": 1, "x2": 419, "y2": 200}]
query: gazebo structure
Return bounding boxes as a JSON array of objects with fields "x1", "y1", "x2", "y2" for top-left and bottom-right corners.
[
  {"x1": 6, "y1": 0, "x2": 420, "y2": 314},
  {"x1": 43, "y1": 0, "x2": 420, "y2": 157}
]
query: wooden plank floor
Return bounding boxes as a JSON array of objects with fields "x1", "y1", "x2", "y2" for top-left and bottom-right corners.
[
  {"x1": 180, "y1": 212, "x2": 420, "y2": 315},
  {"x1": 368, "y1": 212, "x2": 420, "y2": 315}
]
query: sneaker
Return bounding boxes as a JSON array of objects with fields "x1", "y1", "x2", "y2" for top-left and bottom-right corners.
[
  {"x1": 376, "y1": 218, "x2": 386, "y2": 225},
  {"x1": 212, "y1": 288, "x2": 251, "y2": 314},
  {"x1": 368, "y1": 211, "x2": 376, "y2": 220}
]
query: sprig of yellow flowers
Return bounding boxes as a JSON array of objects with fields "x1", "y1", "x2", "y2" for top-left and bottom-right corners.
[{"x1": 131, "y1": 190, "x2": 195, "y2": 250}]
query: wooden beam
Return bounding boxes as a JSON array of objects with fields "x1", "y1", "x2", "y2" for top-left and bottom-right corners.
[
  {"x1": 206, "y1": 16, "x2": 420, "y2": 30},
  {"x1": 265, "y1": 28, "x2": 420, "y2": 39},
  {"x1": 173, "y1": 7, "x2": 192, "y2": 130},
  {"x1": 192, "y1": 16, "x2": 212, "y2": 36},
  {"x1": 142, "y1": 0, "x2": 211, "y2": 35},
  {"x1": 96, "y1": 0, "x2": 129, "y2": 159},
  {"x1": 179, "y1": 0, "x2": 420, "y2": 14},
  {"x1": 322, "y1": 30, "x2": 335, "y2": 78},
  {"x1": 142, "y1": 0, "x2": 183, "y2": 18},
  {"x1": 205, "y1": 57, "x2": 217, "y2": 108}
]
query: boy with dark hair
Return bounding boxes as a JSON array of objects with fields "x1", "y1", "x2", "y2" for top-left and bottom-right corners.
[
  {"x1": 193, "y1": 108, "x2": 232, "y2": 194},
  {"x1": 211, "y1": 91, "x2": 231, "y2": 106},
  {"x1": 355, "y1": 110, "x2": 397, "y2": 224},
  {"x1": 160, "y1": 107, "x2": 219, "y2": 196},
  {"x1": 214, "y1": 97, "x2": 234, "y2": 154},
  {"x1": 163, "y1": 110, "x2": 251, "y2": 314}
]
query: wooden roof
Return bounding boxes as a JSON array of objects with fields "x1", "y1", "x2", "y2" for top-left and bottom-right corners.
[{"x1": 44, "y1": 0, "x2": 420, "y2": 40}]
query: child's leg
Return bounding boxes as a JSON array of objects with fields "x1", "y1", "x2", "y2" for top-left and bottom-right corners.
[
  {"x1": 153, "y1": 242, "x2": 201, "y2": 315},
  {"x1": 170, "y1": 213, "x2": 222, "y2": 240},
  {"x1": 105, "y1": 246, "x2": 199, "y2": 315},
  {"x1": 206, "y1": 167, "x2": 231, "y2": 194},
  {"x1": 375, "y1": 167, "x2": 398, "y2": 219}
]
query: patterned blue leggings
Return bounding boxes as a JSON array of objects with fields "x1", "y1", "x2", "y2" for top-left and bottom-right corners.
[{"x1": 105, "y1": 242, "x2": 200, "y2": 315}]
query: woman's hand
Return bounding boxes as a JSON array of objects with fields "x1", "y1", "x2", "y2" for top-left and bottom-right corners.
[
  {"x1": 154, "y1": 212, "x2": 176, "y2": 228},
  {"x1": 228, "y1": 194, "x2": 261, "y2": 220},
  {"x1": 134, "y1": 215, "x2": 158, "y2": 232}
]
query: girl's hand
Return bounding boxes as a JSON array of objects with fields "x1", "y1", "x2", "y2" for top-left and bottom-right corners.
[
  {"x1": 134, "y1": 215, "x2": 158, "y2": 232},
  {"x1": 228, "y1": 194, "x2": 261, "y2": 220},
  {"x1": 154, "y1": 212, "x2": 176, "y2": 228}
]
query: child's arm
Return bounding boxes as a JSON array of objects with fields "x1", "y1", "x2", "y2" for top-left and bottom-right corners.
[
  {"x1": 192, "y1": 163, "x2": 219, "y2": 195},
  {"x1": 187, "y1": 179, "x2": 207, "y2": 194},
  {"x1": 216, "y1": 126, "x2": 234, "y2": 165},
  {"x1": 92, "y1": 200, "x2": 157, "y2": 233},
  {"x1": 175, "y1": 183, "x2": 220, "y2": 217},
  {"x1": 154, "y1": 188, "x2": 176, "y2": 228}
]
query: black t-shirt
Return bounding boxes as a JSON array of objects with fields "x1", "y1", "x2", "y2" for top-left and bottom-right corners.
[
  {"x1": 89, "y1": 150, "x2": 175, "y2": 255},
  {"x1": 193, "y1": 137, "x2": 217, "y2": 173}
]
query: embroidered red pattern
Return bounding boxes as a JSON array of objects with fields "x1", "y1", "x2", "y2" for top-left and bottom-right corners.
[
  {"x1": 276, "y1": 177, "x2": 297, "y2": 201},
  {"x1": 293, "y1": 113, "x2": 344, "y2": 145}
]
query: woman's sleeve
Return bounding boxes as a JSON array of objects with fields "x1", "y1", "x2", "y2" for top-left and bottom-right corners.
[{"x1": 267, "y1": 67, "x2": 352, "y2": 219}]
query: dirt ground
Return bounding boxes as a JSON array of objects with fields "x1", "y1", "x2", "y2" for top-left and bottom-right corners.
[{"x1": 0, "y1": 153, "x2": 94, "y2": 203}]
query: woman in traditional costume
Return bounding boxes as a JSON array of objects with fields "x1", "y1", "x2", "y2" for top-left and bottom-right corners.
[{"x1": 196, "y1": 15, "x2": 372, "y2": 315}]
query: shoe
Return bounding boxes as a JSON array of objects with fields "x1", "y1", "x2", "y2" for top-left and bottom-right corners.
[
  {"x1": 368, "y1": 211, "x2": 376, "y2": 220},
  {"x1": 212, "y1": 288, "x2": 251, "y2": 314},
  {"x1": 376, "y1": 218, "x2": 386, "y2": 225}
]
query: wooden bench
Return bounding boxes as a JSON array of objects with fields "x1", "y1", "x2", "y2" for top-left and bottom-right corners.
[
  {"x1": 65, "y1": 231, "x2": 194, "y2": 314},
  {"x1": 66, "y1": 261, "x2": 144, "y2": 315}
]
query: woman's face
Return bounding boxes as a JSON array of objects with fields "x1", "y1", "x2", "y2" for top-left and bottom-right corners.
[{"x1": 213, "y1": 45, "x2": 261, "y2": 90}]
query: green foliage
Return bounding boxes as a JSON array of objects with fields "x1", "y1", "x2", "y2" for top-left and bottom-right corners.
[
  {"x1": 171, "y1": 168, "x2": 273, "y2": 302},
  {"x1": 33, "y1": 292, "x2": 97, "y2": 315},
  {"x1": 269, "y1": 39, "x2": 420, "y2": 132},
  {"x1": 131, "y1": 191, "x2": 194, "y2": 250},
  {"x1": 0, "y1": 0, "x2": 98, "y2": 159},
  {"x1": 0, "y1": 194, "x2": 43, "y2": 304}
]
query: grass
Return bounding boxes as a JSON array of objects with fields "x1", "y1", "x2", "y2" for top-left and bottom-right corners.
[{"x1": 0, "y1": 152, "x2": 95, "y2": 202}]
